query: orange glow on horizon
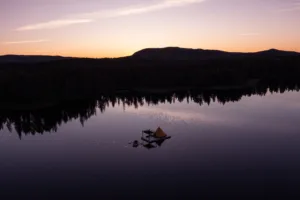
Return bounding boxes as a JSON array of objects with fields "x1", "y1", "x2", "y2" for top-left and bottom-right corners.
[{"x1": 1, "y1": 0, "x2": 300, "y2": 58}]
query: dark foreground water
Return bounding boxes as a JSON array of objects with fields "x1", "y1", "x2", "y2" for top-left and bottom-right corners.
[{"x1": 1, "y1": 89, "x2": 300, "y2": 199}]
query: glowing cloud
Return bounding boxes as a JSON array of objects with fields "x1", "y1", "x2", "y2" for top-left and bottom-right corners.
[
  {"x1": 3, "y1": 39, "x2": 49, "y2": 44},
  {"x1": 107, "y1": 0, "x2": 206, "y2": 17},
  {"x1": 16, "y1": 0, "x2": 206, "y2": 31}
]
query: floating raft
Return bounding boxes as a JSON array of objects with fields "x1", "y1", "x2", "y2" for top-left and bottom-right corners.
[
  {"x1": 142, "y1": 129, "x2": 154, "y2": 135},
  {"x1": 141, "y1": 136, "x2": 172, "y2": 144},
  {"x1": 142, "y1": 127, "x2": 170, "y2": 140}
]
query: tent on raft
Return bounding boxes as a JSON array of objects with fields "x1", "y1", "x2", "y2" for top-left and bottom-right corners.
[{"x1": 153, "y1": 127, "x2": 168, "y2": 138}]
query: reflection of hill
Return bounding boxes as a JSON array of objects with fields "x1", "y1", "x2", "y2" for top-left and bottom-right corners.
[{"x1": 0, "y1": 82, "x2": 299, "y2": 138}]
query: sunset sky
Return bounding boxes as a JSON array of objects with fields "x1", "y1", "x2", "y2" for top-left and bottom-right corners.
[{"x1": 1, "y1": 0, "x2": 300, "y2": 58}]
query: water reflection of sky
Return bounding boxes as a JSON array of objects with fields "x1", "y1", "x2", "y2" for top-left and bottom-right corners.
[
  {"x1": 1, "y1": 91, "x2": 300, "y2": 199},
  {"x1": 125, "y1": 91, "x2": 300, "y2": 132}
]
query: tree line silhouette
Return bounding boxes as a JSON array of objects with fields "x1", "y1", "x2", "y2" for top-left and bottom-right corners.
[
  {"x1": 0, "y1": 49, "x2": 300, "y2": 105},
  {"x1": 0, "y1": 82, "x2": 299, "y2": 138}
]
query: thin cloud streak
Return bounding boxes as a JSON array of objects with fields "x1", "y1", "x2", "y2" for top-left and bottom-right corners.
[
  {"x1": 91, "y1": 0, "x2": 206, "y2": 17},
  {"x1": 3, "y1": 39, "x2": 49, "y2": 44},
  {"x1": 17, "y1": 19, "x2": 93, "y2": 31},
  {"x1": 277, "y1": 6, "x2": 300, "y2": 12},
  {"x1": 16, "y1": 0, "x2": 206, "y2": 31},
  {"x1": 276, "y1": 1, "x2": 300, "y2": 12}
]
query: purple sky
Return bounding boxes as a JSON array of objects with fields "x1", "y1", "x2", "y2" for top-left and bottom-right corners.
[{"x1": 1, "y1": 0, "x2": 300, "y2": 57}]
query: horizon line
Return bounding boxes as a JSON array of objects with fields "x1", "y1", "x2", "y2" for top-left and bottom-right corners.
[{"x1": 1, "y1": 47, "x2": 299, "y2": 59}]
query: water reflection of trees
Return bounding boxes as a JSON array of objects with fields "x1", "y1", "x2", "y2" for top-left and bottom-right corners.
[{"x1": 0, "y1": 83, "x2": 299, "y2": 138}]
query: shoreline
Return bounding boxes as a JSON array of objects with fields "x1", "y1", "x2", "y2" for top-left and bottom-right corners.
[{"x1": 0, "y1": 80, "x2": 260, "y2": 111}]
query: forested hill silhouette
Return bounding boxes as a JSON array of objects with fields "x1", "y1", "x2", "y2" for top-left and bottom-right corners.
[
  {"x1": 0, "y1": 47, "x2": 300, "y2": 109},
  {"x1": 1, "y1": 47, "x2": 299, "y2": 62},
  {"x1": 132, "y1": 47, "x2": 300, "y2": 60},
  {"x1": 0, "y1": 55, "x2": 70, "y2": 63},
  {"x1": 132, "y1": 47, "x2": 231, "y2": 60},
  {"x1": 254, "y1": 48, "x2": 300, "y2": 57}
]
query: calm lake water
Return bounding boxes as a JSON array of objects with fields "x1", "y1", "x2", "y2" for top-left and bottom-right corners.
[{"x1": 1, "y1": 89, "x2": 300, "y2": 199}]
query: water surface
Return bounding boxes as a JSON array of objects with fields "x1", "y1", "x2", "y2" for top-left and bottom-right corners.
[{"x1": 1, "y1": 89, "x2": 300, "y2": 199}]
